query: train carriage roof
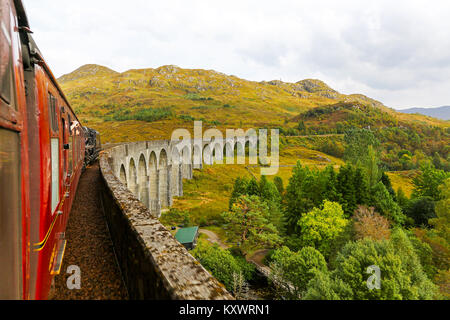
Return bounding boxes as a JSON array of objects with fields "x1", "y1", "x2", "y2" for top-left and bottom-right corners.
[
  {"x1": 13, "y1": 0, "x2": 30, "y2": 28},
  {"x1": 13, "y1": 0, "x2": 83, "y2": 126}
]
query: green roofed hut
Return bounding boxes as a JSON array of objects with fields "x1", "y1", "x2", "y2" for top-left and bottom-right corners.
[{"x1": 175, "y1": 226, "x2": 199, "y2": 250}]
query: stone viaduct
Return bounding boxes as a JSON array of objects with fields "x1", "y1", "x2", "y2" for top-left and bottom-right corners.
[
  {"x1": 98, "y1": 136, "x2": 257, "y2": 299},
  {"x1": 107, "y1": 137, "x2": 258, "y2": 217}
]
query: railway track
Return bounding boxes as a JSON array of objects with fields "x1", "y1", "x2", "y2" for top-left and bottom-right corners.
[{"x1": 50, "y1": 162, "x2": 128, "y2": 300}]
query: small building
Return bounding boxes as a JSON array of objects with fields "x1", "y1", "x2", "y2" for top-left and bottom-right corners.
[{"x1": 175, "y1": 226, "x2": 199, "y2": 250}]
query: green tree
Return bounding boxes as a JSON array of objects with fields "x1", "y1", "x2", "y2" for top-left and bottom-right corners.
[
  {"x1": 269, "y1": 246, "x2": 327, "y2": 299},
  {"x1": 405, "y1": 196, "x2": 436, "y2": 227},
  {"x1": 412, "y1": 162, "x2": 450, "y2": 201},
  {"x1": 354, "y1": 167, "x2": 370, "y2": 205},
  {"x1": 273, "y1": 176, "x2": 284, "y2": 195},
  {"x1": 258, "y1": 175, "x2": 284, "y2": 232},
  {"x1": 429, "y1": 178, "x2": 450, "y2": 243},
  {"x1": 303, "y1": 270, "x2": 351, "y2": 300},
  {"x1": 222, "y1": 195, "x2": 282, "y2": 255},
  {"x1": 370, "y1": 182, "x2": 405, "y2": 225},
  {"x1": 323, "y1": 165, "x2": 340, "y2": 203},
  {"x1": 297, "y1": 200, "x2": 349, "y2": 257},
  {"x1": 285, "y1": 161, "x2": 317, "y2": 233},
  {"x1": 344, "y1": 128, "x2": 379, "y2": 165},
  {"x1": 407, "y1": 231, "x2": 436, "y2": 280},
  {"x1": 362, "y1": 145, "x2": 381, "y2": 188},
  {"x1": 229, "y1": 177, "x2": 249, "y2": 209},
  {"x1": 246, "y1": 177, "x2": 260, "y2": 196},
  {"x1": 336, "y1": 165, "x2": 357, "y2": 217},
  {"x1": 433, "y1": 152, "x2": 443, "y2": 170},
  {"x1": 259, "y1": 175, "x2": 281, "y2": 204},
  {"x1": 381, "y1": 172, "x2": 396, "y2": 201},
  {"x1": 305, "y1": 229, "x2": 437, "y2": 300},
  {"x1": 396, "y1": 187, "x2": 409, "y2": 211}
]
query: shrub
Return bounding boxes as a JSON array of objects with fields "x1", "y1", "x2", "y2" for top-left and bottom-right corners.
[
  {"x1": 269, "y1": 246, "x2": 327, "y2": 299},
  {"x1": 107, "y1": 106, "x2": 174, "y2": 122},
  {"x1": 159, "y1": 208, "x2": 190, "y2": 227},
  {"x1": 353, "y1": 205, "x2": 391, "y2": 241},
  {"x1": 191, "y1": 242, "x2": 255, "y2": 292}
]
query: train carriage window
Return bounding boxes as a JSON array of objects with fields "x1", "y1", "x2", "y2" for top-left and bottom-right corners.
[
  {"x1": 61, "y1": 117, "x2": 68, "y2": 177},
  {"x1": 68, "y1": 115, "x2": 73, "y2": 174},
  {"x1": 0, "y1": 2, "x2": 16, "y2": 109},
  {"x1": 73, "y1": 128, "x2": 77, "y2": 165},
  {"x1": 75, "y1": 129, "x2": 79, "y2": 165},
  {"x1": 51, "y1": 138, "x2": 60, "y2": 213},
  {"x1": 0, "y1": 128, "x2": 22, "y2": 299},
  {"x1": 68, "y1": 135, "x2": 73, "y2": 174},
  {"x1": 48, "y1": 93, "x2": 58, "y2": 132},
  {"x1": 76, "y1": 129, "x2": 79, "y2": 165}
]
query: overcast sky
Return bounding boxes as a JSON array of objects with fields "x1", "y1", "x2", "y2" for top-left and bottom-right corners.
[{"x1": 23, "y1": 0, "x2": 450, "y2": 109}]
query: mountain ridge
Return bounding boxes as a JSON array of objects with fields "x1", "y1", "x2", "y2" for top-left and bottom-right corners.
[
  {"x1": 399, "y1": 106, "x2": 450, "y2": 121},
  {"x1": 58, "y1": 64, "x2": 118, "y2": 82},
  {"x1": 58, "y1": 63, "x2": 389, "y2": 110}
]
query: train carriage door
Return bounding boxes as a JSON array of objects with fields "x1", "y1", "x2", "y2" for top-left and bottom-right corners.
[{"x1": 0, "y1": 129, "x2": 21, "y2": 299}]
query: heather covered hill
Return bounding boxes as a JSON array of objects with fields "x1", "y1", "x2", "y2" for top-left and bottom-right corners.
[{"x1": 58, "y1": 64, "x2": 448, "y2": 143}]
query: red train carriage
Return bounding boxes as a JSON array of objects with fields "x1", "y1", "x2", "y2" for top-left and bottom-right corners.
[{"x1": 0, "y1": 0, "x2": 86, "y2": 299}]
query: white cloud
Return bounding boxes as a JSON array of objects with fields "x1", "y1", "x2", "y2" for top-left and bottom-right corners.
[{"x1": 22, "y1": 0, "x2": 450, "y2": 108}]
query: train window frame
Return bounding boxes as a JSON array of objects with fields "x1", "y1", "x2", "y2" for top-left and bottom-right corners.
[
  {"x1": 73, "y1": 128, "x2": 77, "y2": 165},
  {"x1": 0, "y1": 2, "x2": 16, "y2": 109},
  {"x1": 68, "y1": 115, "x2": 72, "y2": 135},
  {"x1": 67, "y1": 114, "x2": 73, "y2": 174},
  {"x1": 0, "y1": 0, "x2": 20, "y2": 128},
  {"x1": 48, "y1": 92, "x2": 58, "y2": 133},
  {"x1": 75, "y1": 129, "x2": 78, "y2": 163},
  {"x1": 61, "y1": 116, "x2": 67, "y2": 176},
  {"x1": 50, "y1": 137, "x2": 60, "y2": 214},
  {"x1": 68, "y1": 136, "x2": 73, "y2": 175}
]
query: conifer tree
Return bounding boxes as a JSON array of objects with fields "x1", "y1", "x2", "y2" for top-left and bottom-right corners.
[
  {"x1": 323, "y1": 165, "x2": 340, "y2": 202},
  {"x1": 273, "y1": 176, "x2": 284, "y2": 195},
  {"x1": 354, "y1": 167, "x2": 370, "y2": 206},
  {"x1": 229, "y1": 177, "x2": 249, "y2": 209},
  {"x1": 381, "y1": 172, "x2": 396, "y2": 201},
  {"x1": 336, "y1": 165, "x2": 357, "y2": 217},
  {"x1": 246, "y1": 177, "x2": 260, "y2": 196},
  {"x1": 285, "y1": 161, "x2": 316, "y2": 233}
]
